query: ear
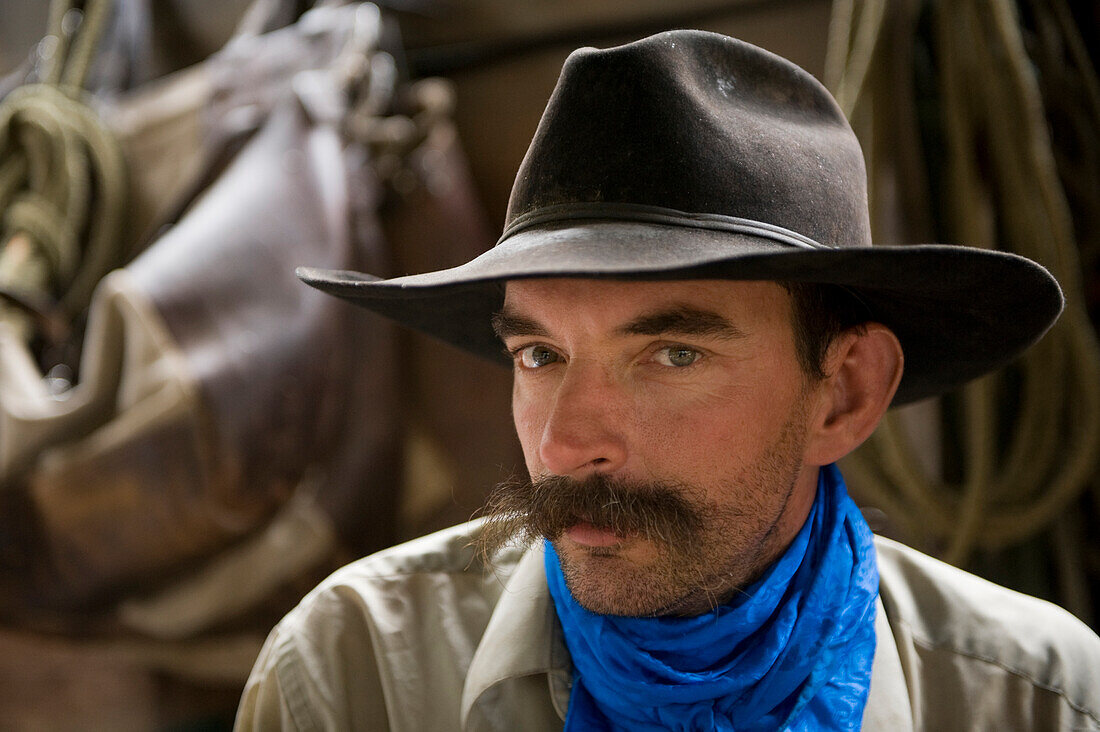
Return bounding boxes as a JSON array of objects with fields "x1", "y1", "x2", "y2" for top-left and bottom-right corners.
[{"x1": 803, "y1": 323, "x2": 904, "y2": 466}]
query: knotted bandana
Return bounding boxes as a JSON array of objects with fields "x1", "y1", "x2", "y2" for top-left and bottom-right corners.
[{"x1": 545, "y1": 464, "x2": 878, "y2": 731}]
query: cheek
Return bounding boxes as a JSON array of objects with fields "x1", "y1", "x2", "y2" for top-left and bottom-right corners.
[
  {"x1": 633, "y1": 398, "x2": 752, "y2": 469},
  {"x1": 631, "y1": 377, "x2": 794, "y2": 473},
  {"x1": 511, "y1": 381, "x2": 548, "y2": 470}
]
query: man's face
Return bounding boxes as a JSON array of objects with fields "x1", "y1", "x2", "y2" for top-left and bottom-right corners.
[{"x1": 495, "y1": 278, "x2": 824, "y2": 616}]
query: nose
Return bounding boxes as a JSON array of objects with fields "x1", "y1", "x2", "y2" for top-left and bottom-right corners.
[{"x1": 536, "y1": 361, "x2": 629, "y2": 477}]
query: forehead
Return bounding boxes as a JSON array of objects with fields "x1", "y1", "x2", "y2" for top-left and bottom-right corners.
[{"x1": 500, "y1": 278, "x2": 793, "y2": 333}]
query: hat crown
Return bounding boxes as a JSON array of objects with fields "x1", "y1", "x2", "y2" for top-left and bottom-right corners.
[{"x1": 506, "y1": 30, "x2": 872, "y2": 250}]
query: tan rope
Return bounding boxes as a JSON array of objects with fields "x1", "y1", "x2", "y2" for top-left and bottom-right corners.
[
  {"x1": 828, "y1": 0, "x2": 1100, "y2": 570},
  {"x1": 824, "y1": 0, "x2": 888, "y2": 118},
  {"x1": 0, "y1": 0, "x2": 127, "y2": 341}
]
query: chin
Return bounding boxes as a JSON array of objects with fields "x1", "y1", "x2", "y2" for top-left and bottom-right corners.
[{"x1": 557, "y1": 548, "x2": 689, "y2": 617}]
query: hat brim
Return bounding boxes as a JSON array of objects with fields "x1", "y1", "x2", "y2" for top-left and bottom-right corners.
[{"x1": 299, "y1": 221, "x2": 1063, "y2": 405}]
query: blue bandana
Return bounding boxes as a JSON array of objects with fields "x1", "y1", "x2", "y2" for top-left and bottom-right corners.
[{"x1": 545, "y1": 464, "x2": 878, "y2": 731}]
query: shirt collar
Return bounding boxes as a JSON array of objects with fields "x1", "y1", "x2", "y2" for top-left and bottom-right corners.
[
  {"x1": 461, "y1": 542, "x2": 571, "y2": 728},
  {"x1": 862, "y1": 595, "x2": 915, "y2": 731}
]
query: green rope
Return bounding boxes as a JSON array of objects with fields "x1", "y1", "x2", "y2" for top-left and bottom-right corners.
[
  {"x1": 0, "y1": 0, "x2": 127, "y2": 342},
  {"x1": 828, "y1": 0, "x2": 1100, "y2": 579}
]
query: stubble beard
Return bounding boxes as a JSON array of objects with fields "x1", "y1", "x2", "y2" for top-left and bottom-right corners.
[{"x1": 473, "y1": 407, "x2": 810, "y2": 617}]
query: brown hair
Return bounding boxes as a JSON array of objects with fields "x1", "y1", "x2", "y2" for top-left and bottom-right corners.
[{"x1": 782, "y1": 282, "x2": 871, "y2": 381}]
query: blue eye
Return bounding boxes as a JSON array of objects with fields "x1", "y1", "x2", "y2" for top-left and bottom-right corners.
[
  {"x1": 655, "y1": 345, "x2": 701, "y2": 367},
  {"x1": 518, "y1": 345, "x2": 561, "y2": 368}
]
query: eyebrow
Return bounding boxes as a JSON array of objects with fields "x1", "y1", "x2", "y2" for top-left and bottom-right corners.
[
  {"x1": 491, "y1": 305, "x2": 746, "y2": 341},
  {"x1": 616, "y1": 306, "x2": 746, "y2": 340},
  {"x1": 491, "y1": 310, "x2": 549, "y2": 339}
]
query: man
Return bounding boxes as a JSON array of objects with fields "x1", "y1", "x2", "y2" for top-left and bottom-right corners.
[{"x1": 237, "y1": 30, "x2": 1100, "y2": 730}]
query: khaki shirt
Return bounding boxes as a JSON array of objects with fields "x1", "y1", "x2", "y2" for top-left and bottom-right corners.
[{"x1": 237, "y1": 521, "x2": 1100, "y2": 731}]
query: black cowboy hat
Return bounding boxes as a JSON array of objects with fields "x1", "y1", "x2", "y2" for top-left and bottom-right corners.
[{"x1": 298, "y1": 30, "x2": 1062, "y2": 405}]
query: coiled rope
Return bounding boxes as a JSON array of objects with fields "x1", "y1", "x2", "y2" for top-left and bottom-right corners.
[
  {"x1": 0, "y1": 0, "x2": 126, "y2": 343},
  {"x1": 827, "y1": 0, "x2": 1100, "y2": 579}
]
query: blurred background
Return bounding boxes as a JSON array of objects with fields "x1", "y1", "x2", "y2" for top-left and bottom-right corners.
[{"x1": 0, "y1": 0, "x2": 1097, "y2": 727}]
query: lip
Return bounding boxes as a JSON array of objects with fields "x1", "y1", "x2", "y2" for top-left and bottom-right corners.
[{"x1": 565, "y1": 521, "x2": 624, "y2": 548}]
